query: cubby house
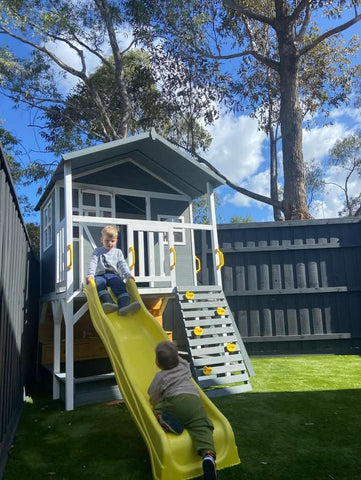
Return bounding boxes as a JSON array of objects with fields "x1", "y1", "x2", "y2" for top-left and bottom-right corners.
[{"x1": 37, "y1": 129, "x2": 252, "y2": 411}]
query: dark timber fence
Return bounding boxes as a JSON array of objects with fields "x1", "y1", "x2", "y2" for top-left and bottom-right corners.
[
  {"x1": 196, "y1": 218, "x2": 361, "y2": 355},
  {"x1": 0, "y1": 145, "x2": 39, "y2": 478}
]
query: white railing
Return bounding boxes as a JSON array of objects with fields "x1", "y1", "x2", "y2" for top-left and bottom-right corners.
[
  {"x1": 55, "y1": 219, "x2": 66, "y2": 292},
  {"x1": 71, "y1": 215, "x2": 214, "y2": 291}
]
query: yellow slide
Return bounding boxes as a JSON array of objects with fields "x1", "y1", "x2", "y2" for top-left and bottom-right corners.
[{"x1": 85, "y1": 279, "x2": 240, "y2": 480}]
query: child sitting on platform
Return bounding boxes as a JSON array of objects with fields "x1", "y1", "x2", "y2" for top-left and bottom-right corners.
[
  {"x1": 86, "y1": 225, "x2": 140, "y2": 315},
  {"x1": 148, "y1": 341, "x2": 217, "y2": 480}
]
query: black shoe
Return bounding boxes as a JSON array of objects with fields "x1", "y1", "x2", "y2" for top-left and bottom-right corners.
[
  {"x1": 157, "y1": 413, "x2": 184, "y2": 434},
  {"x1": 118, "y1": 301, "x2": 141, "y2": 316},
  {"x1": 202, "y1": 453, "x2": 217, "y2": 480}
]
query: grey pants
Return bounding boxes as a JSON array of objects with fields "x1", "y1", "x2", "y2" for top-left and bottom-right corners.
[{"x1": 154, "y1": 393, "x2": 215, "y2": 457}]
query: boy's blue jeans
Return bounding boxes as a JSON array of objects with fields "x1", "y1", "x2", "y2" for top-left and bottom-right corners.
[{"x1": 95, "y1": 273, "x2": 130, "y2": 307}]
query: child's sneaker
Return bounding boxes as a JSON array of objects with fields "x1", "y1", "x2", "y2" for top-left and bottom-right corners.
[
  {"x1": 118, "y1": 301, "x2": 141, "y2": 316},
  {"x1": 102, "y1": 302, "x2": 118, "y2": 313},
  {"x1": 100, "y1": 292, "x2": 118, "y2": 313},
  {"x1": 202, "y1": 452, "x2": 217, "y2": 480},
  {"x1": 156, "y1": 413, "x2": 184, "y2": 434}
]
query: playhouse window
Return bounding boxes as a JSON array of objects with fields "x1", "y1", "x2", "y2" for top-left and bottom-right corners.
[
  {"x1": 157, "y1": 215, "x2": 185, "y2": 245},
  {"x1": 80, "y1": 190, "x2": 113, "y2": 217},
  {"x1": 43, "y1": 200, "x2": 52, "y2": 251}
]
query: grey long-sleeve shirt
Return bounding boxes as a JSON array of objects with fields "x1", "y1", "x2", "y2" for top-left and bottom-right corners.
[
  {"x1": 87, "y1": 247, "x2": 132, "y2": 280},
  {"x1": 148, "y1": 357, "x2": 199, "y2": 407}
]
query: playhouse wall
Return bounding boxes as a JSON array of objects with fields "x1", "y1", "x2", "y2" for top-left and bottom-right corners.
[
  {"x1": 41, "y1": 190, "x2": 56, "y2": 295},
  {"x1": 150, "y1": 198, "x2": 194, "y2": 286},
  {"x1": 44, "y1": 162, "x2": 196, "y2": 294}
]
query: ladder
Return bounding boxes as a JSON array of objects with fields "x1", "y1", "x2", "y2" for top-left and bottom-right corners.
[{"x1": 176, "y1": 285, "x2": 254, "y2": 398}]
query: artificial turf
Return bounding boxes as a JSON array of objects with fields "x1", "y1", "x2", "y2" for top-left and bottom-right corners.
[{"x1": 4, "y1": 355, "x2": 361, "y2": 480}]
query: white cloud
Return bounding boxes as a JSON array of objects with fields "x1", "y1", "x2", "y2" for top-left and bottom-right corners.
[
  {"x1": 329, "y1": 105, "x2": 361, "y2": 124},
  {"x1": 209, "y1": 109, "x2": 361, "y2": 222},
  {"x1": 207, "y1": 113, "x2": 267, "y2": 183},
  {"x1": 313, "y1": 164, "x2": 361, "y2": 218},
  {"x1": 302, "y1": 119, "x2": 361, "y2": 219},
  {"x1": 45, "y1": 25, "x2": 134, "y2": 92},
  {"x1": 302, "y1": 122, "x2": 350, "y2": 165},
  {"x1": 223, "y1": 169, "x2": 271, "y2": 207}
]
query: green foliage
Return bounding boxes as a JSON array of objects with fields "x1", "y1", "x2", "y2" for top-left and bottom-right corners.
[
  {"x1": 0, "y1": 122, "x2": 23, "y2": 182},
  {"x1": 229, "y1": 215, "x2": 253, "y2": 223},
  {"x1": 41, "y1": 50, "x2": 212, "y2": 155},
  {"x1": 0, "y1": 0, "x2": 216, "y2": 201},
  {"x1": 305, "y1": 158, "x2": 325, "y2": 209},
  {"x1": 192, "y1": 192, "x2": 222, "y2": 224},
  {"x1": 141, "y1": 0, "x2": 361, "y2": 219},
  {"x1": 25, "y1": 222, "x2": 40, "y2": 258}
]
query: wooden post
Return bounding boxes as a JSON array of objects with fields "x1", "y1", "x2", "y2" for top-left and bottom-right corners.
[
  {"x1": 189, "y1": 202, "x2": 198, "y2": 286},
  {"x1": 207, "y1": 182, "x2": 222, "y2": 286},
  {"x1": 64, "y1": 160, "x2": 74, "y2": 411},
  {"x1": 51, "y1": 300, "x2": 62, "y2": 400}
]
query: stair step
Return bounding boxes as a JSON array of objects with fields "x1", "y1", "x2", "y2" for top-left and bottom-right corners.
[{"x1": 176, "y1": 285, "x2": 253, "y2": 398}]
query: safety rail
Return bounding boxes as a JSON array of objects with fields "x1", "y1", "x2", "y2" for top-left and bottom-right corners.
[{"x1": 55, "y1": 215, "x2": 223, "y2": 293}]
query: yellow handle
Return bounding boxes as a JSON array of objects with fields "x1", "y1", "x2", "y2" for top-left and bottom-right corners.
[
  {"x1": 215, "y1": 248, "x2": 224, "y2": 269},
  {"x1": 195, "y1": 256, "x2": 201, "y2": 273},
  {"x1": 129, "y1": 246, "x2": 136, "y2": 270},
  {"x1": 170, "y1": 246, "x2": 177, "y2": 270},
  {"x1": 67, "y1": 244, "x2": 73, "y2": 271}
]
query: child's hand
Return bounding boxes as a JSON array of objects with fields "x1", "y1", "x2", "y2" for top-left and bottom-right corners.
[
  {"x1": 86, "y1": 275, "x2": 94, "y2": 284},
  {"x1": 126, "y1": 276, "x2": 136, "y2": 282}
]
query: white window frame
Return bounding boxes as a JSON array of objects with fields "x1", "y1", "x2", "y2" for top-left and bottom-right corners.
[
  {"x1": 78, "y1": 189, "x2": 114, "y2": 217},
  {"x1": 43, "y1": 199, "x2": 53, "y2": 251},
  {"x1": 157, "y1": 215, "x2": 186, "y2": 245}
]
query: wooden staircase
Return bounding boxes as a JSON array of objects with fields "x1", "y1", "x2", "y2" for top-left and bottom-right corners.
[{"x1": 176, "y1": 285, "x2": 254, "y2": 397}]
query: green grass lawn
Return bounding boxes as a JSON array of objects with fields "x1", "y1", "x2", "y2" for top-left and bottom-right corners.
[{"x1": 4, "y1": 355, "x2": 361, "y2": 480}]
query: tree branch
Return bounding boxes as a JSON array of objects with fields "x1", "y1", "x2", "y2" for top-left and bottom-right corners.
[
  {"x1": 290, "y1": 0, "x2": 309, "y2": 24},
  {"x1": 294, "y1": 1, "x2": 311, "y2": 43},
  {"x1": 193, "y1": 45, "x2": 280, "y2": 71},
  {"x1": 0, "y1": 24, "x2": 87, "y2": 80},
  {"x1": 223, "y1": 0, "x2": 275, "y2": 27},
  {"x1": 94, "y1": 0, "x2": 131, "y2": 137},
  {"x1": 170, "y1": 139, "x2": 282, "y2": 209},
  {"x1": 298, "y1": 13, "x2": 361, "y2": 57}
]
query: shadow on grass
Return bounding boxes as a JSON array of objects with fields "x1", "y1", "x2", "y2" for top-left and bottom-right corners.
[{"x1": 4, "y1": 389, "x2": 361, "y2": 480}]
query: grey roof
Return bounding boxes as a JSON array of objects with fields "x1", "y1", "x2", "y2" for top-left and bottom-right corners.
[{"x1": 35, "y1": 129, "x2": 225, "y2": 210}]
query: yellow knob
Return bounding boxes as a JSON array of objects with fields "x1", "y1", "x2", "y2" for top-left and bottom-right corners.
[
  {"x1": 203, "y1": 366, "x2": 213, "y2": 375},
  {"x1": 226, "y1": 343, "x2": 237, "y2": 352},
  {"x1": 193, "y1": 326, "x2": 204, "y2": 336}
]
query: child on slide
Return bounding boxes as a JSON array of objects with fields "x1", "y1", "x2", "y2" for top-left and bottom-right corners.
[
  {"x1": 148, "y1": 341, "x2": 217, "y2": 480},
  {"x1": 86, "y1": 225, "x2": 140, "y2": 315}
]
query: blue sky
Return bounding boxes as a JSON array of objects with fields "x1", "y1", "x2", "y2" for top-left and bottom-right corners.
[{"x1": 1, "y1": 7, "x2": 361, "y2": 224}]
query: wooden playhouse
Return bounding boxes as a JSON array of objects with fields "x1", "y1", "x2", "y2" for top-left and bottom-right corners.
[{"x1": 36, "y1": 129, "x2": 253, "y2": 410}]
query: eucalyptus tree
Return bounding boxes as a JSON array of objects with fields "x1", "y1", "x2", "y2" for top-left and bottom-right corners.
[
  {"x1": 42, "y1": 49, "x2": 213, "y2": 155},
  {"x1": 327, "y1": 132, "x2": 361, "y2": 216},
  {"x1": 0, "y1": 0, "x2": 216, "y2": 188},
  {"x1": 140, "y1": 0, "x2": 361, "y2": 219}
]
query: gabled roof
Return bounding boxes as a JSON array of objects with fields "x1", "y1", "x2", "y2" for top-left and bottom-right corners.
[{"x1": 35, "y1": 129, "x2": 225, "y2": 210}]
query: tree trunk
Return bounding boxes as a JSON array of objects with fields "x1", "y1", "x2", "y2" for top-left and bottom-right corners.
[
  {"x1": 277, "y1": 19, "x2": 310, "y2": 220},
  {"x1": 269, "y1": 125, "x2": 283, "y2": 221},
  {"x1": 95, "y1": 0, "x2": 131, "y2": 138}
]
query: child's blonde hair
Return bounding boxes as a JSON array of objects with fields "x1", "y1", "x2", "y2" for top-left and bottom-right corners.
[{"x1": 101, "y1": 225, "x2": 119, "y2": 239}]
